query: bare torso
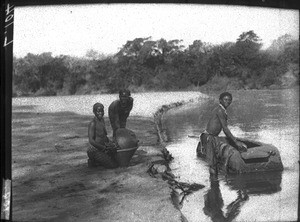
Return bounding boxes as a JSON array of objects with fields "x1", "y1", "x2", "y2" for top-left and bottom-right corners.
[
  {"x1": 89, "y1": 117, "x2": 109, "y2": 148},
  {"x1": 204, "y1": 96, "x2": 247, "y2": 151},
  {"x1": 206, "y1": 105, "x2": 227, "y2": 136}
]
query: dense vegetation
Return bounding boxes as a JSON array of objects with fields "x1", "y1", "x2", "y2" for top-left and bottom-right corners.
[{"x1": 13, "y1": 31, "x2": 299, "y2": 97}]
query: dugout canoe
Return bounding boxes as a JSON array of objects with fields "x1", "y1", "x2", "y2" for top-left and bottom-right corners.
[{"x1": 196, "y1": 137, "x2": 283, "y2": 174}]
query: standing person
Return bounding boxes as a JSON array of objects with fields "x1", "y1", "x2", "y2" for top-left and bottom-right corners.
[
  {"x1": 87, "y1": 103, "x2": 119, "y2": 168},
  {"x1": 108, "y1": 89, "x2": 134, "y2": 138},
  {"x1": 200, "y1": 92, "x2": 247, "y2": 175}
]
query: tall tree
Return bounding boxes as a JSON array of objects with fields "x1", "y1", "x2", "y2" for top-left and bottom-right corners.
[
  {"x1": 234, "y1": 30, "x2": 262, "y2": 66},
  {"x1": 116, "y1": 37, "x2": 151, "y2": 58},
  {"x1": 267, "y1": 34, "x2": 294, "y2": 59},
  {"x1": 37, "y1": 56, "x2": 68, "y2": 95},
  {"x1": 232, "y1": 30, "x2": 263, "y2": 79}
]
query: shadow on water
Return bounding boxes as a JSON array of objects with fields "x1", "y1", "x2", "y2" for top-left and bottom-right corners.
[
  {"x1": 203, "y1": 171, "x2": 282, "y2": 222},
  {"x1": 224, "y1": 171, "x2": 282, "y2": 195}
]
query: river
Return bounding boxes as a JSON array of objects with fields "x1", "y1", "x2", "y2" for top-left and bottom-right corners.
[{"x1": 162, "y1": 89, "x2": 299, "y2": 222}]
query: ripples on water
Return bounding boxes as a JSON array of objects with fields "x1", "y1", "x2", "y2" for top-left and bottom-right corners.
[{"x1": 163, "y1": 89, "x2": 299, "y2": 222}]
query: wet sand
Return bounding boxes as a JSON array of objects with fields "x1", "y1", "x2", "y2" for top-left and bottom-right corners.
[{"x1": 12, "y1": 92, "x2": 205, "y2": 222}]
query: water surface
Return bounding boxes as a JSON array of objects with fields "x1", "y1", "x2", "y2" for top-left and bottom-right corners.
[
  {"x1": 163, "y1": 89, "x2": 299, "y2": 222},
  {"x1": 12, "y1": 91, "x2": 204, "y2": 117}
]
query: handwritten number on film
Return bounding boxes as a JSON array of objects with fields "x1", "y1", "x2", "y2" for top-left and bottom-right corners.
[{"x1": 4, "y1": 4, "x2": 14, "y2": 47}]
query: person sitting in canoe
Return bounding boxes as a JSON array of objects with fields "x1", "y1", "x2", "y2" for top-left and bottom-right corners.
[
  {"x1": 200, "y1": 92, "x2": 247, "y2": 175},
  {"x1": 87, "y1": 102, "x2": 119, "y2": 168},
  {"x1": 108, "y1": 89, "x2": 134, "y2": 139}
]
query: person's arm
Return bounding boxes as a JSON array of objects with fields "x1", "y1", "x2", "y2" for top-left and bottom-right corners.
[
  {"x1": 216, "y1": 109, "x2": 246, "y2": 150},
  {"x1": 88, "y1": 121, "x2": 106, "y2": 151},
  {"x1": 108, "y1": 102, "x2": 121, "y2": 129},
  {"x1": 122, "y1": 97, "x2": 134, "y2": 121},
  {"x1": 216, "y1": 109, "x2": 236, "y2": 142},
  {"x1": 128, "y1": 97, "x2": 133, "y2": 112}
]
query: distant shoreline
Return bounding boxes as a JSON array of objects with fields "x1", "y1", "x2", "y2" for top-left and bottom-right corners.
[{"x1": 12, "y1": 84, "x2": 299, "y2": 98}]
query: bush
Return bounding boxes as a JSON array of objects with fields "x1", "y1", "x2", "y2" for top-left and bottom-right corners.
[
  {"x1": 259, "y1": 67, "x2": 277, "y2": 87},
  {"x1": 34, "y1": 88, "x2": 56, "y2": 96}
]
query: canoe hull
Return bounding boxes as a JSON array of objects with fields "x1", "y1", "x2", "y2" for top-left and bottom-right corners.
[{"x1": 196, "y1": 137, "x2": 283, "y2": 174}]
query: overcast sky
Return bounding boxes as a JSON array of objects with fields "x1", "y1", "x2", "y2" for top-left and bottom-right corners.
[{"x1": 13, "y1": 4, "x2": 299, "y2": 58}]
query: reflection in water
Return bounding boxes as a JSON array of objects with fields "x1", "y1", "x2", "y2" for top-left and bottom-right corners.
[
  {"x1": 163, "y1": 89, "x2": 298, "y2": 221},
  {"x1": 225, "y1": 171, "x2": 282, "y2": 195},
  {"x1": 204, "y1": 175, "x2": 249, "y2": 222},
  {"x1": 204, "y1": 171, "x2": 282, "y2": 222}
]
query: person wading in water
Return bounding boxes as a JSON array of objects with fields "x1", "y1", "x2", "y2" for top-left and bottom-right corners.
[
  {"x1": 87, "y1": 103, "x2": 119, "y2": 168},
  {"x1": 200, "y1": 92, "x2": 247, "y2": 175},
  {"x1": 108, "y1": 89, "x2": 134, "y2": 139}
]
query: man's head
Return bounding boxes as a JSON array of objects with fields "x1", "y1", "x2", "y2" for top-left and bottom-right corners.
[
  {"x1": 219, "y1": 92, "x2": 232, "y2": 108},
  {"x1": 119, "y1": 89, "x2": 131, "y2": 108},
  {"x1": 93, "y1": 103, "x2": 104, "y2": 120}
]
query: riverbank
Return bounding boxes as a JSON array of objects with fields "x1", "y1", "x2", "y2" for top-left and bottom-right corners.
[{"x1": 12, "y1": 92, "x2": 206, "y2": 222}]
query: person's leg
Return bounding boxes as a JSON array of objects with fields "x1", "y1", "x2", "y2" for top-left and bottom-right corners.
[
  {"x1": 93, "y1": 150, "x2": 118, "y2": 168},
  {"x1": 87, "y1": 146, "x2": 102, "y2": 167},
  {"x1": 207, "y1": 136, "x2": 218, "y2": 175},
  {"x1": 87, "y1": 145, "x2": 118, "y2": 168}
]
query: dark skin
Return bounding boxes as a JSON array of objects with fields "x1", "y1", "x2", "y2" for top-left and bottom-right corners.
[
  {"x1": 109, "y1": 95, "x2": 133, "y2": 130},
  {"x1": 88, "y1": 106, "x2": 109, "y2": 151},
  {"x1": 120, "y1": 95, "x2": 130, "y2": 108},
  {"x1": 206, "y1": 95, "x2": 247, "y2": 151}
]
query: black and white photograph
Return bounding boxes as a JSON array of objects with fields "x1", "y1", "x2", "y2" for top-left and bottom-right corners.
[{"x1": 2, "y1": 1, "x2": 299, "y2": 222}]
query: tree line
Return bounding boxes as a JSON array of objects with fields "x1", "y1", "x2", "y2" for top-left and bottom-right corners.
[{"x1": 13, "y1": 31, "x2": 299, "y2": 97}]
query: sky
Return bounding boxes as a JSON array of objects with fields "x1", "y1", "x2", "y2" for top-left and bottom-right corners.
[{"x1": 13, "y1": 4, "x2": 299, "y2": 58}]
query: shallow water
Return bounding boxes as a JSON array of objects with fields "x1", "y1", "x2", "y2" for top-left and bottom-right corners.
[
  {"x1": 163, "y1": 89, "x2": 299, "y2": 222},
  {"x1": 12, "y1": 91, "x2": 205, "y2": 117}
]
